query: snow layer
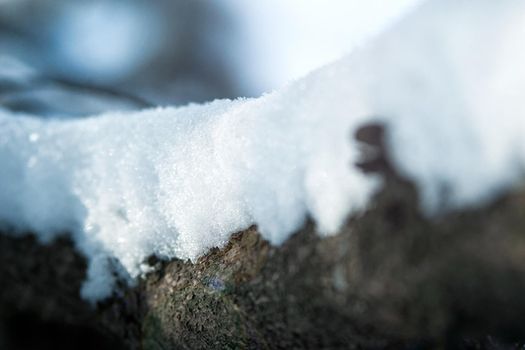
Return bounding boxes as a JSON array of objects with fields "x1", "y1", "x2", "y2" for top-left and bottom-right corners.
[{"x1": 2, "y1": 0, "x2": 525, "y2": 300}]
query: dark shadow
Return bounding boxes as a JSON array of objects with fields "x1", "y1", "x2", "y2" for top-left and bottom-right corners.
[{"x1": 4, "y1": 311, "x2": 126, "y2": 350}]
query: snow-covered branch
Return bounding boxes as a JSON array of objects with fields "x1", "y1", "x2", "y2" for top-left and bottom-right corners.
[{"x1": 1, "y1": 0, "x2": 525, "y2": 303}]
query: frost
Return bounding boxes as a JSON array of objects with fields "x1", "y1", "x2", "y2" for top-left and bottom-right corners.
[{"x1": 1, "y1": 0, "x2": 525, "y2": 300}]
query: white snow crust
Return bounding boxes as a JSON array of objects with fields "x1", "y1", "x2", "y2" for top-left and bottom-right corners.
[{"x1": 1, "y1": 0, "x2": 525, "y2": 300}]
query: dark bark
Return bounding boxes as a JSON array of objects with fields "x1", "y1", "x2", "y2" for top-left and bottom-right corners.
[{"x1": 2, "y1": 125, "x2": 525, "y2": 349}]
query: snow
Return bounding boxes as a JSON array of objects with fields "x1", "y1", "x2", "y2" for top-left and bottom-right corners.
[
  {"x1": 1, "y1": 0, "x2": 525, "y2": 301},
  {"x1": 224, "y1": 0, "x2": 422, "y2": 94}
]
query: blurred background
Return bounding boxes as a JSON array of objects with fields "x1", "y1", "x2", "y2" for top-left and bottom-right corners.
[{"x1": 0, "y1": 0, "x2": 419, "y2": 118}]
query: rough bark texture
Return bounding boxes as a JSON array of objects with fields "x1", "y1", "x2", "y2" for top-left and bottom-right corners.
[{"x1": 2, "y1": 125, "x2": 525, "y2": 349}]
